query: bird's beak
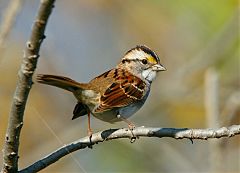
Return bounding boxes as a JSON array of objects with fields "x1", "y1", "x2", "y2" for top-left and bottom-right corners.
[{"x1": 152, "y1": 64, "x2": 166, "y2": 71}]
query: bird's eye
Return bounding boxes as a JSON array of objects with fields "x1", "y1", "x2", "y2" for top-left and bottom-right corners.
[{"x1": 141, "y1": 59, "x2": 148, "y2": 64}]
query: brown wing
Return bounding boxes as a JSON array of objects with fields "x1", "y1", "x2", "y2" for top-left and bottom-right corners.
[{"x1": 94, "y1": 69, "x2": 146, "y2": 113}]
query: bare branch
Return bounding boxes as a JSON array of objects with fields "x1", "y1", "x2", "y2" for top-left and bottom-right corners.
[
  {"x1": 20, "y1": 125, "x2": 240, "y2": 173},
  {"x1": 1, "y1": 0, "x2": 55, "y2": 172}
]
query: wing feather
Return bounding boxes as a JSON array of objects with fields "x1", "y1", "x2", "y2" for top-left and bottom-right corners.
[{"x1": 94, "y1": 69, "x2": 146, "y2": 113}]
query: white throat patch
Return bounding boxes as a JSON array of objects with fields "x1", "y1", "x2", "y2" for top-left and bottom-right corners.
[{"x1": 142, "y1": 69, "x2": 157, "y2": 82}]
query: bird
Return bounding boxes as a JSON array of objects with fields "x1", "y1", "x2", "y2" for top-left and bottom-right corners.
[{"x1": 36, "y1": 45, "x2": 166, "y2": 135}]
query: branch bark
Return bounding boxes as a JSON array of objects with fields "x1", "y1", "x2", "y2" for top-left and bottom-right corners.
[
  {"x1": 1, "y1": 0, "x2": 55, "y2": 172},
  {"x1": 20, "y1": 125, "x2": 240, "y2": 173}
]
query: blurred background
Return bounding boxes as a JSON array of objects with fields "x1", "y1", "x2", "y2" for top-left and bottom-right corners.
[{"x1": 0, "y1": 0, "x2": 239, "y2": 172}]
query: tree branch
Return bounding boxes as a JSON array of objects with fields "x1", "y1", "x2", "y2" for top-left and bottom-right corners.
[
  {"x1": 1, "y1": 0, "x2": 55, "y2": 172},
  {"x1": 20, "y1": 125, "x2": 240, "y2": 173}
]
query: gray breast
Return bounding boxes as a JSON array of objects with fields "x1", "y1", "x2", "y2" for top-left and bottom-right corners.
[
  {"x1": 92, "y1": 83, "x2": 151, "y2": 123},
  {"x1": 118, "y1": 89, "x2": 149, "y2": 119}
]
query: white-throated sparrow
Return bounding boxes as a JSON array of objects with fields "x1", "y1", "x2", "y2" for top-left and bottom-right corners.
[{"x1": 37, "y1": 45, "x2": 165, "y2": 135}]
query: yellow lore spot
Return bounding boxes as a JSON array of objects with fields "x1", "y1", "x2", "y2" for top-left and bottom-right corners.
[{"x1": 147, "y1": 56, "x2": 157, "y2": 64}]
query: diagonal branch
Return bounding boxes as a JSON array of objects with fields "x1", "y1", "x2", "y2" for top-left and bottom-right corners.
[
  {"x1": 1, "y1": 0, "x2": 55, "y2": 172},
  {"x1": 0, "y1": 0, "x2": 23, "y2": 65},
  {"x1": 20, "y1": 125, "x2": 240, "y2": 173}
]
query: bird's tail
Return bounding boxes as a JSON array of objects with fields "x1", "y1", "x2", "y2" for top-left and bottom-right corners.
[{"x1": 36, "y1": 74, "x2": 88, "y2": 92}]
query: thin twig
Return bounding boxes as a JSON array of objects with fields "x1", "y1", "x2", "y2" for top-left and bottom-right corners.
[
  {"x1": 1, "y1": 0, "x2": 55, "y2": 172},
  {"x1": 205, "y1": 68, "x2": 219, "y2": 128},
  {"x1": 0, "y1": 0, "x2": 23, "y2": 64},
  {"x1": 205, "y1": 68, "x2": 222, "y2": 172},
  {"x1": 0, "y1": 0, "x2": 22, "y2": 46},
  {"x1": 20, "y1": 125, "x2": 240, "y2": 173}
]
